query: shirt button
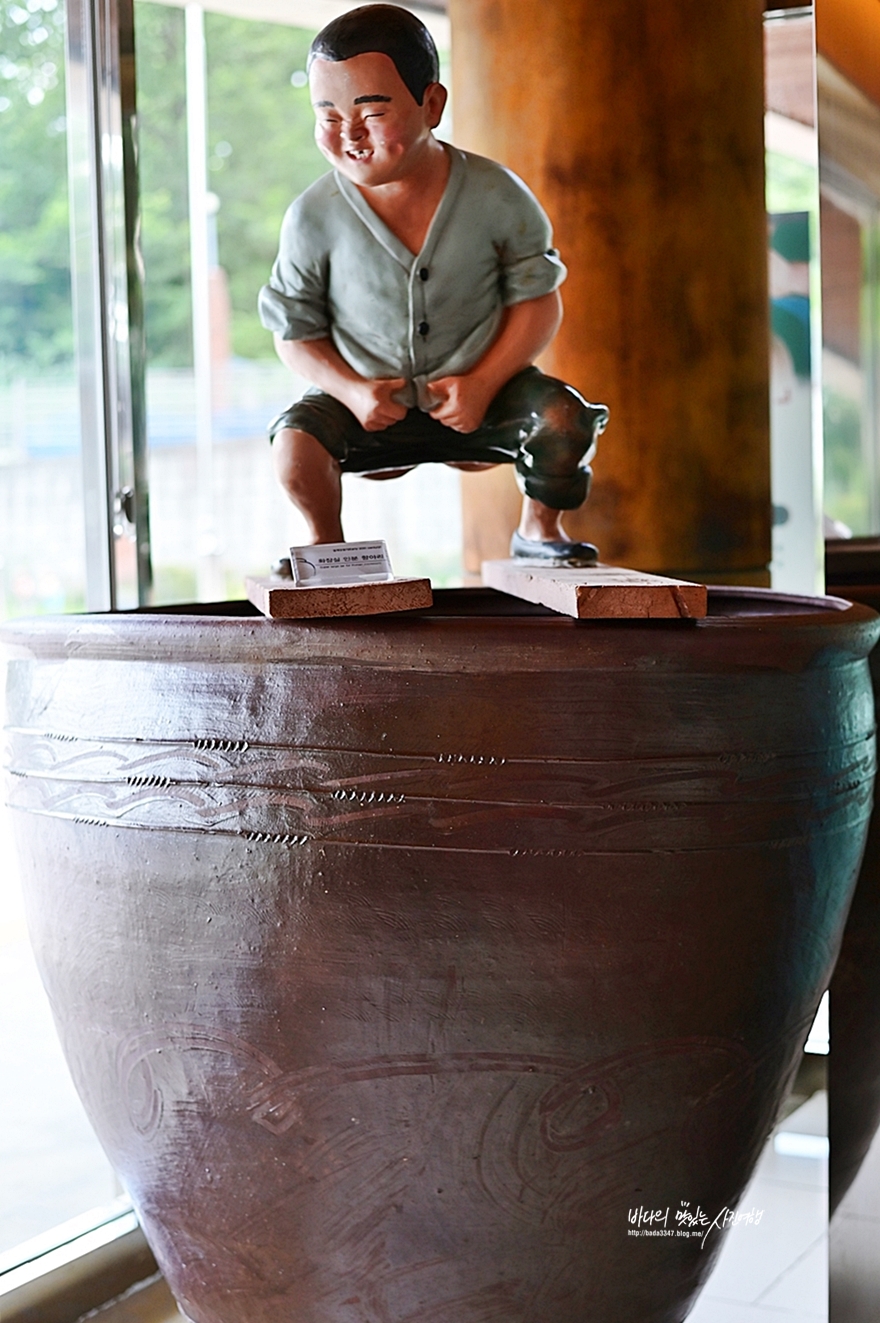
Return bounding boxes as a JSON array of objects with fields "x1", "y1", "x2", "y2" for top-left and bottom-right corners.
[
  {"x1": 418, "y1": 321, "x2": 429, "y2": 336},
  {"x1": 419, "y1": 267, "x2": 429, "y2": 281}
]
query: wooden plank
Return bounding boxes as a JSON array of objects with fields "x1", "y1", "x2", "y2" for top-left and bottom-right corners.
[
  {"x1": 481, "y1": 560, "x2": 707, "y2": 619},
  {"x1": 245, "y1": 575, "x2": 433, "y2": 620}
]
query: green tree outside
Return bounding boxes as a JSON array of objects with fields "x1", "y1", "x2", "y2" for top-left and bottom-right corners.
[
  {"x1": 0, "y1": 0, "x2": 71, "y2": 373},
  {"x1": 134, "y1": 2, "x2": 192, "y2": 366},
  {"x1": 204, "y1": 10, "x2": 323, "y2": 360},
  {"x1": 0, "y1": 0, "x2": 330, "y2": 372},
  {"x1": 134, "y1": 2, "x2": 326, "y2": 366}
]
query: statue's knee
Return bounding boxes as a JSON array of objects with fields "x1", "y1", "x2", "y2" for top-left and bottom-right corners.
[
  {"x1": 523, "y1": 388, "x2": 607, "y2": 473},
  {"x1": 272, "y1": 427, "x2": 296, "y2": 479},
  {"x1": 273, "y1": 428, "x2": 338, "y2": 490},
  {"x1": 521, "y1": 422, "x2": 594, "y2": 477}
]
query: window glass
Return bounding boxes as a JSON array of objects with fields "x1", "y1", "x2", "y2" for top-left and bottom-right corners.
[
  {"x1": 0, "y1": 0, "x2": 86, "y2": 618},
  {"x1": 0, "y1": 0, "x2": 118, "y2": 1256},
  {"x1": 820, "y1": 189, "x2": 880, "y2": 536},
  {"x1": 0, "y1": 832, "x2": 120, "y2": 1255},
  {"x1": 816, "y1": 55, "x2": 880, "y2": 537},
  {"x1": 764, "y1": 10, "x2": 823, "y2": 594}
]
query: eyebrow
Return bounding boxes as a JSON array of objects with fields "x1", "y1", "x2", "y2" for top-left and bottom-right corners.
[{"x1": 312, "y1": 94, "x2": 392, "y2": 109}]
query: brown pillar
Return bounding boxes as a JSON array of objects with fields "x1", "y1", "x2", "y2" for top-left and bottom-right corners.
[{"x1": 450, "y1": 0, "x2": 772, "y2": 583}]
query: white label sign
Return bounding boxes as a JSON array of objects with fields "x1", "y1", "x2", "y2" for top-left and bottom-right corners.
[{"x1": 289, "y1": 539, "x2": 393, "y2": 587}]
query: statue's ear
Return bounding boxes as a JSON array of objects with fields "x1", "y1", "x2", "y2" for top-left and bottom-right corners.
[{"x1": 424, "y1": 82, "x2": 448, "y2": 130}]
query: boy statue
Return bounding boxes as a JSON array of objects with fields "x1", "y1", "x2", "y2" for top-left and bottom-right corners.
[{"x1": 258, "y1": 3, "x2": 608, "y2": 565}]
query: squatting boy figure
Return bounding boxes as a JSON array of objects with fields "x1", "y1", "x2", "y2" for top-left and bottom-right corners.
[{"x1": 258, "y1": 3, "x2": 607, "y2": 563}]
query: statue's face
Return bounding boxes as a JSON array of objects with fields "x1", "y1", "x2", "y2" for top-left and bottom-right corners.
[{"x1": 310, "y1": 51, "x2": 446, "y2": 188}]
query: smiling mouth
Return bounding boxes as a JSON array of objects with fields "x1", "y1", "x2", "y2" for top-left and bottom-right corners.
[{"x1": 345, "y1": 148, "x2": 372, "y2": 161}]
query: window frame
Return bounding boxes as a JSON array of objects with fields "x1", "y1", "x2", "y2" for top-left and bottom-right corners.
[
  {"x1": 66, "y1": 0, "x2": 151, "y2": 610},
  {"x1": 0, "y1": 1200, "x2": 157, "y2": 1323}
]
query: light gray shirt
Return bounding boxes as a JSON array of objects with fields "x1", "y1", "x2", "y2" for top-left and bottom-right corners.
[{"x1": 258, "y1": 145, "x2": 567, "y2": 411}]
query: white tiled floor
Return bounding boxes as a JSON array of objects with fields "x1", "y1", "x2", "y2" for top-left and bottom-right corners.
[
  {"x1": 829, "y1": 1116, "x2": 880, "y2": 1321},
  {"x1": 689, "y1": 1092, "x2": 828, "y2": 1321}
]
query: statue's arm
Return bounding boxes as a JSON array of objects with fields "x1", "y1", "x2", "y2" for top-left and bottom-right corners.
[
  {"x1": 274, "y1": 333, "x2": 407, "y2": 432},
  {"x1": 426, "y1": 289, "x2": 562, "y2": 434}
]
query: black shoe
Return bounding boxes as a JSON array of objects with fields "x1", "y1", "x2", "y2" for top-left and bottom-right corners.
[
  {"x1": 510, "y1": 530, "x2": 599, "y2": 565},
  {"x1": 270, "y1": 556, "x2": 293, "y2": 579}
]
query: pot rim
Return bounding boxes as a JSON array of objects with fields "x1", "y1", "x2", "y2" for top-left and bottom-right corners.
[{"x1": 2, "y1": 585, "x2": 878, "y2": 673}]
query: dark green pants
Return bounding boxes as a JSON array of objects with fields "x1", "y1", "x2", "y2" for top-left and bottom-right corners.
[{"x1": 268, "y1": 367, "x2": 608, "y2": 511}]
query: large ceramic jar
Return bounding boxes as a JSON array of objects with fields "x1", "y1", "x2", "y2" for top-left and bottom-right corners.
[
  {"x1": 826, "y1": 538, "x2": 880, "y2": 1212},
  {"x1": 3, "y1": 587, "x2": 877, "y2": 1323}
]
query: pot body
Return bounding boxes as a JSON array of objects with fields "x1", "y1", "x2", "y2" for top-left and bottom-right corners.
[
  {"x1": 826, "y1": 540, "x2": 880, "y2": 1211},
  {"x1": 3, "y1": 588, "x2": 878, "y2": 1323}
]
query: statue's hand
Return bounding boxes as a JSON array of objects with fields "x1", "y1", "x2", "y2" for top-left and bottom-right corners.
[
  {"x1": 426, "y1": 375, "x2": 493, "y2": 433},
  {"x1": 348, "y1": 378, "x2": 408, "y2": 432}
]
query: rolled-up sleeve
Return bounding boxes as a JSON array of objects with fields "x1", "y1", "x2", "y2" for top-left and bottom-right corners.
[
  {"x1": 502, "y1": 248, "x2": 567, "y2": 305},
  {"x1": 493, "y1": 167, "x2": 568, "y2": 306},
  {"x1": 258, "y1": 201, "x2": 330, "y2": 342}
]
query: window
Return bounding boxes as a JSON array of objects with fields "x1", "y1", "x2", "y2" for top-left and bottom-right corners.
[{"x1": 0, "y1": 0, "x2": 118, "y2": 1259}]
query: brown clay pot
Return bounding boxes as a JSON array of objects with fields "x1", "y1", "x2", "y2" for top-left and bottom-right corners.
[
  {"x1": 3, "y1": 587, "x2": 877, "y2": 1323},
  {"x1": 826, "y1": 538, "x2": 880, "y2": 1213}
]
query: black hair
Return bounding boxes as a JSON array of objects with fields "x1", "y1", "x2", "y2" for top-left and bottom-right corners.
[{"x1": 307, "y1": 4, "x2": 440, "y2": 106}]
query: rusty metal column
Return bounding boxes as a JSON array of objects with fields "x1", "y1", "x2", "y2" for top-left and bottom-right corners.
[{"x1": 450, "y1": 0, "x2": 771, "y2": 582}]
